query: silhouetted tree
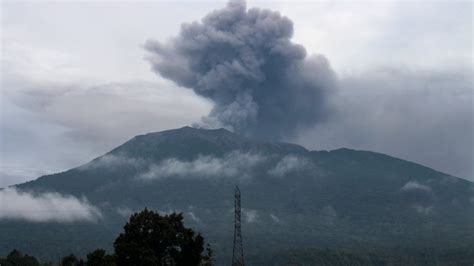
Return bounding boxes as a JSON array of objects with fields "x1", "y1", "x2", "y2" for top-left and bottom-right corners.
[
  {"x1": 61, "y1": 254, "x2": 79, "y2": 266},
  {"x1": 113, "y1": 208, "x2": 212, "y2": 266},
  {"x1": 0, "y1": 249, "x2": 40, "y2": 266},
  {"x1": 85, "y1": 249, "x2": 115, "y2": 266}
]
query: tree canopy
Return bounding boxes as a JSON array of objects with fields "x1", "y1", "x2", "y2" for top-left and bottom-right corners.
[
  {"x1": 1, "y1": 209, "x2": 212, "y2": 266},
  {"x1": 113, "y1": 208, "x2": 211, "y2": 266}
]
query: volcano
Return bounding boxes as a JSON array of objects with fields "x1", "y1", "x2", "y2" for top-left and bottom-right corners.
[{"x1": 2, "y1": 126, "x2": 473, "y2": 264}]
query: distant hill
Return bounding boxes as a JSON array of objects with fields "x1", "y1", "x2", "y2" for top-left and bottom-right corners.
[{"x1": 2, "y1": 126, "x2": 474, "y2": 264}]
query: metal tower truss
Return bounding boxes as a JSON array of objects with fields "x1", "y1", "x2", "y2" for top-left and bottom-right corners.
[{"x1": 232, "y1": 186, "x2": 245, "y2": 266}]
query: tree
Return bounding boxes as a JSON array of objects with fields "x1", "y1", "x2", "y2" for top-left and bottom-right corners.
[
  {"x1": 86, "y1": 249, "x2": 115, "y2": 266},
  {"x1": 61, "y1": 254, "x2": 79, "y2": 266},
  {"x1": 113, "y1": 208, "x2": 212, "y2": 266},
  {"x1": 1, "y1": 249, "x2": 41, "y2": 266}
]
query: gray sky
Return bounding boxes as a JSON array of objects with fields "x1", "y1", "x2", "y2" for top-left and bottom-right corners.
[{"x1": 1, "y1": 0, "x2": 472, "y2": 187}]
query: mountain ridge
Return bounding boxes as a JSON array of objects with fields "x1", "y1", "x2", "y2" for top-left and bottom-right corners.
[
  {"x1": 2, "y1": 126, "x2": 473, "y2": 264},
  {"x1": 17, "y1": 126, "x2": 465, "y2": 188}
]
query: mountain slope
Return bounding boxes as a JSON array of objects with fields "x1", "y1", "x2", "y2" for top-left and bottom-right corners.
[{"x1": 2, "y1": 126, "x2": 474, "y2": 264}]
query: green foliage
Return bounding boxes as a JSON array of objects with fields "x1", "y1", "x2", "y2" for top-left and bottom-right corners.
[{"x1": 114, "y1": 208, "x2": 209, "y2": 266}]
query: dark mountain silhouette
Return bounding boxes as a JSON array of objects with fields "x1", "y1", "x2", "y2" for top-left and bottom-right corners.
[{"x1": 2, "y1": 126, "x2": 473, "y2": 264}]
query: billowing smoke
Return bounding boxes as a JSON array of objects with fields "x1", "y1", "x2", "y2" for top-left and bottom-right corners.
[{"x1": 145, "y1": 0, "x2": 336, "y2": 140}]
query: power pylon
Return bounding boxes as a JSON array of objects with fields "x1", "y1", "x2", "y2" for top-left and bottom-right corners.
[{"x1": 232, "y1": 186, "x2": 245, "y2": 266}]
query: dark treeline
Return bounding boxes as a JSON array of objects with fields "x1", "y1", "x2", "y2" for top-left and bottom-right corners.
[
  {"x1": 4, "y1": 246, "x2": 474, "y2": 266},
  {"x1": 2, "y1": 208, "x2": 473, "y2": 265},
  {"x1": 0, "y1": 249, "x2": 113, "y2": 266},
  {"x1": 252, "y1": 247, "x2": 474, "y2": 266},
  {"x1": 1, "y1": 209, "x2": 212, "y2": 266}
]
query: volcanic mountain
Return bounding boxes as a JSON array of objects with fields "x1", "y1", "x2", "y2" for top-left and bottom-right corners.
[{"x1": 2, "y1": 126, "x2": 474, "y2": 264}]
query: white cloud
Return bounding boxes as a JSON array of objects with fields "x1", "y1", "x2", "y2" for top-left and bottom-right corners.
[
  {"x1": 138, "y1": 151, "x2": 265, "y2": 181},
  {"x1": 187, "y1": 211, "x2": 201, "y2": 223},
  {"x1": 401, "y1": 181, "x2": 432, "y2": 192},
  {"x1": 268, "y1": 155, "x2": 311, "y2": 177},
  {"x1": 242, "y1": 208, "x2": 258, "y2": 223},
  {"x1": 0, "y1": 188, "x2": 102, "y2": 222}
]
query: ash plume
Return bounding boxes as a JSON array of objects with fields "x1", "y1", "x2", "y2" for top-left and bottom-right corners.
[{"x1": 145, "y1": 0, "x2": 336, "y2": 140}]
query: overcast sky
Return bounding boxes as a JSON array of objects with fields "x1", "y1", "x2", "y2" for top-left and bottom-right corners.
[{"x1": 1, "y1": 0, "x2": 472, "y2": 187}]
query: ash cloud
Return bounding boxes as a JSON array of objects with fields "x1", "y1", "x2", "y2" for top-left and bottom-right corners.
[{"x1": 145, "y1": 0, "x2": 336, "y2": 140}]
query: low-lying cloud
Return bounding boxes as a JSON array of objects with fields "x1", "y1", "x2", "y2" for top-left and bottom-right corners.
[
  {"x1": 268, "y1": 155, "x2": 311, "y2": 177},
  {"x1": 413, "y1": 204, "x2": 434, "y2": 215},
  {"x1": 401, "y1": 181, "x2": 432, "y2": 192},
  {"x1": 269, "y1": 213, "x2": 282, "y2": 224},
  {"x1": 242, "y1": 208, "x2": 258, "y2": 223},
  {"x1": 0, "y1": 188, "x2": 102, "y2": 222},
  {"x1": 138, "y1": 151, "x2": 265, "y2": 181}
]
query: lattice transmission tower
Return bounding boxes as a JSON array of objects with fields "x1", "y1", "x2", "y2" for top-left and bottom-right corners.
[{"x1": 232, "y1": 186, "x2": 245, "y2": 266}]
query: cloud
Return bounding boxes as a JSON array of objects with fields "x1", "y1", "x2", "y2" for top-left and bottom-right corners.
[
  {"x1": 116, "y1": 206, "x2": 134, "y2": 218},
  {"x1": 268, "y1": 155, "x2": 311, "y2": 177},
  {"x1": 145, "y1": 0, "x2": 337, "y2": 140},
  {"x1": 187, "y1": 212, "x2": 201, "y2": 223},
  {"x1": 1, "y1": 60, "x2": 210, "y2": 186},
  {"x1": 320, "y1": 205, "x2": 338, "y2": 225},
  {"x1": 0, "y1": 188, "x2": 102, "y2": 222},
  {"x1": 242, "y1": 208, "x2": 258, "y2": 223},
  {"x1": 413, "y1": 204, "x2": 434, "y2": 215},
  {"x1": 401, "y1": 181, "x2": 432, "y2": 192},
  {"x1": 296, "y1": 67, "x2": 473, "y2": 181},
  {"x1": 138, "y1": 151, "x2": 265, "y2": 181},
  {"x1": 269, "y1": 213, "x2": 282, "y2": 224},
  {"x1": 2, "y1": 0, "x2": 471, "y2": 190}
]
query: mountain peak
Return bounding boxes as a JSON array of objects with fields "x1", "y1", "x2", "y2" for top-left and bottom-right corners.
[
  {"x1": 109, "y1": 126, "x2": 308, "y2": 160},
  {"x1": 139, "y1": 126, "x2": 236, "y2": 139}
]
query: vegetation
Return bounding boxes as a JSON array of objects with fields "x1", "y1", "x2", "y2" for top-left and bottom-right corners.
[
  {"x1": 4, "y1": 246, "x2": 474, "y2": 266},
  {"x1": 114, "y1": 208, "x2": 212, "y2": 266},
  {"x1": 0, "y1": 249, "x2": 45, "y2": 266},
  {"x1": 0, "y1": 209, "x2": 212, "y2": 266},
  {"x1": 252, "y1": 247, "x2": 474, "y2": 266}
]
